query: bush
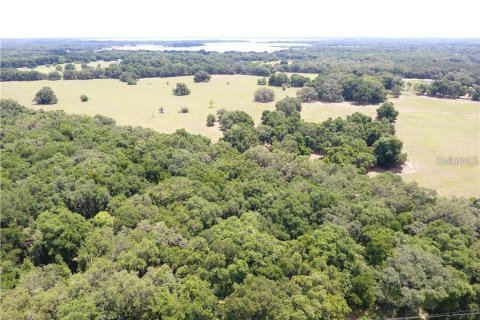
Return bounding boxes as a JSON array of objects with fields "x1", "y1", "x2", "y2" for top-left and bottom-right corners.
[
  {"x1": 80, "y1": 95, "x2": 89, "y2": 102},
  {"x1": 33, "y1": 87, "x2": 58, "y2": 105},
  {"x1": 257, "y1": 78, "x2": 267, "y2": 85},
  {"x1": 206, "y1": 114, "x2": 216, "y2": 127},
  {"x1": 173, "y1": 83, "x2": 191, "y2": 96},
  {"x1": 193, "y1": 71, "x2": 211, "y2": 83},
  {"x1": 275, "y1": 96, "x2": 302, "y2": 116},
  {"x1": 376, "y1": 101, "x2": 398, "y2": 123},
  {"x1": 179, "y1": 106, "x2": 189, "y2": 113},
  {"x1": 47, "y1": 71, "x2": 62, "y2": 81},
  {"x1": 254, "y1": 88, "x2": 275, "y2": 103},
  {"x1": 296, "y1": 87, "x2": 317, "y2": 102},
  {"x1": 290, "y1": 74, "x2": 311, "y2": 88}
]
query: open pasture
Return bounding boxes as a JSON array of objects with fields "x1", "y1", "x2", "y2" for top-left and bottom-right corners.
[{"x1": 1, "y1": 75, "x2": 478, "y2": 197}]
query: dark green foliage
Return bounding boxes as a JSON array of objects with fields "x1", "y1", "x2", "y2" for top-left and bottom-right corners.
[
  {"x1": 193, "y1": 70, "x2": 211, "y2": 83},
  {"x1": 296, "y1": 87, "x2": 317, "y2": 102},
  {"x1": 172, "y1": 83, "x2": 191, "y2": 96},
  {"x1": 80, "y1": 94, "x2": 89, "y2": 102},
  {"x1": 312, "y1": 74, "x2": 345, "y2": 103},
  {"x1": 275, "y1": 96, "x2": 302, "y2": 116},
  {"x1": 343, "y1": 77, "x2": 387, "y2": 104},
  {"x1": 373, "y1": 136, "x2": 407, "y2": 167},
  {"x1": 254, "y1": 87, "x2": 275, "y2": 102},
  {"x1": 289, "y1": 74, "x2": 311, "y2": 87},
  {"x1": 33, "y1": 86, "x2": 58, "y2": 104},
  {"x1": 268, "y1": 72, "x2": 289, "y2": 87},
  {"x1": 376, "y1": 101, "x2": 399, "y2": 123},
  {"x1": 47, "y1": 71, "x2": 62, "y2": 80},
  {"x1": 206, "y1": 114, "x2": 216, "y2": 127},
  {"x1": 218, "y1": 110, "x2": 254, "y2": 130},
  {"x1": 1, "y1": 99, "x2": 478, "y2": 319},
  {"x1": 428, "y1": 79, "x2": 466, "y2": 98}
]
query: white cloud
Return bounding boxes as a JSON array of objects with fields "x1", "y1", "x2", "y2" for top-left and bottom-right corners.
[{"x1": 1, "y1": 0, "x2": 479, "y2": 38}]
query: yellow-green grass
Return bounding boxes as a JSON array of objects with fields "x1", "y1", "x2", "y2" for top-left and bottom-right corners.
[
  {"x1": 302, "y1": 95, "x2": 479, "y2": 198},
  {"x1": 1, "y1": 75, "x2": 479, "y2": 197}
]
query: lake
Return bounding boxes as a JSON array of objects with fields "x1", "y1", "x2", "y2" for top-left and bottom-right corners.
[{"x1": 105, "y1": 40, "x2": 311, "y2": 53}]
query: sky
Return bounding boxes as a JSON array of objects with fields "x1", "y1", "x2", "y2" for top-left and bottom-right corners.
[{"x1": 1, "y1": 0, "x2": 479, "y2": 39}]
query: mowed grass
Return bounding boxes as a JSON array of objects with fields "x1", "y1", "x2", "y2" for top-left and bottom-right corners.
[{"x1": 1, "y1": 75, "x2": 479, "y2": 197}]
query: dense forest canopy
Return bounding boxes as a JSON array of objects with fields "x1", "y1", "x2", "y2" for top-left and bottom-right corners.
[{"x1": 1, "y1": 99, "x2": 479, "y2": 319}]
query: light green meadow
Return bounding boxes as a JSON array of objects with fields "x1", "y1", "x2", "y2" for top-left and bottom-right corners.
[{"x1": 1, "y1": 75, "x2": 478, "y2": 197}]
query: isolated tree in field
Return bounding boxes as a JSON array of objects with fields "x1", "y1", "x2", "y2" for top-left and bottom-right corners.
[
  {"x1": 193, "y1": 71, "x2": 211, "y2": 83},
  {"x1": 269, "y1": 72, "x2": 289, "y2": 87},
  {"x1": 173, "y1": 83, "x2": 191, "y2": 96},
  {"x1": 47, "y1": 71, "x2": 62, "y2": 81},
  {"x1": 80, "y1": 95, "x2": 89, "y2": 102},
  {"x1": 373, "y1": 136, "x2": 407, "y2": 167},
  {"x1": 254, "y1": 87, "x2": 275, "y2": 102},
  {"x1": 275, "y1": 96, "x2": 302, "y2": 116},
  {"x1": 206, "y1": 114, "x2": 216, "y2": 127},
  {"x1": 34, "y1": 87, "x2": 58, "y2": 104},
  {"x1": 376, "y1": 101, "x2": 399, "y2": 123},
  {"x1": 257, "y1": 77, "x2": 267, "y2": 85},
  {"x1": 296, "y1": 87, "x2": 317, "y2": 102}
]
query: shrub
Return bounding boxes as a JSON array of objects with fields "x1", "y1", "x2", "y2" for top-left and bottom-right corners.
[
  {"x1": 33, "y1": 87, "x2": 58, "y2": 105},
  {"x1": 254, "y1": 88, "x2": 275, "y2": 103},
  {"x1": 296, "y1": 87, "x2": 318, "y2": 102},
  {"x1": 80, "y1": 95, "x2": 89, "y2": 102},
  {"x1": 193, "y1": 71, "x2": 211, "y2": 83},
  {"x1": 257, "y1": 77, "x2": 267, "y2": 85},
  {"x1": 173, "y1": 83, "x2": 191, "y2": 96},
  {"x1": 206, "y1": 114, "x2": 216, "y2": 127},
  {"x1": 376, "y1": 101, "x2": 398, "y2": 123},
  {"x1": 47, "y1": 71, "x2": 62, "y2": 81},
  {"x1": 179, "y1": 106, "x2": 189, "y2": 113}
]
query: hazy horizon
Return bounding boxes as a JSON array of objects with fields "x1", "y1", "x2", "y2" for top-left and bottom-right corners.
[{"x1": 1, "y1": 0, "x2": 479, "y2": 39}]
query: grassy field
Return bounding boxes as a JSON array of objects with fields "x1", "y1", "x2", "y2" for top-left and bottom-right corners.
[{"x1": 1, "y1": 75, "x2": 479, "y2": 197}]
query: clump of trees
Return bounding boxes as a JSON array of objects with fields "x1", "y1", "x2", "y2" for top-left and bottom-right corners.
[
  {"x1": 268, "y1": 72, "x2": 289, "y2": 87},
  {"x1": 254, "y1": 87, "x2": 275, "y2": 102},
  {"x1": 47, "y1": 71, "x2": 62, "y2": 80},
  {"x1": 342, "y1": 77, "x2": 387, "y2": 104},
  {"x1": 193, "y1": 70, "x2": 211, "y2": 83},
  {"x1": 173, "y1": 83, "x2": 191, "y2": 96},
  {"x1": 415, "y1": 79, "x2": 467, "y2": 98},
  {"x1": 33, "y1": 87, "x2": 58, "y2": 104},
  {"x1": 296, "y1": 87, "x2": 317, "y2": 102}
]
